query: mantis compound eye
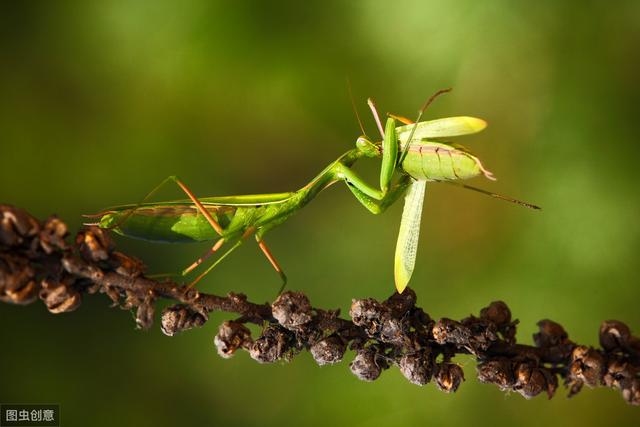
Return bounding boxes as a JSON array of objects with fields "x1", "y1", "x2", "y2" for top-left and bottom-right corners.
[{"x1": 355, "y1": 136, "x2": 379, "y2": 158}]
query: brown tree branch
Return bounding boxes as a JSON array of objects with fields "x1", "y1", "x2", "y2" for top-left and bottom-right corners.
[{"x1": 1, "y1": 204, "x2": 638, "y2": 405}]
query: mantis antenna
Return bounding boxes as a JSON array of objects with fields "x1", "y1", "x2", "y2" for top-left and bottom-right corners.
[
  {"x1": 440, "y1": 181, "x2": 541, "y2": 210},
  {"x1": 346, "y1": 77, "x2": 368, "y2": 138}
]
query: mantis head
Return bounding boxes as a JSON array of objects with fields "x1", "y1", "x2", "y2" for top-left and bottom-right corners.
[{"x1": 355, "y1": 136, "x2": 380, "y2": 158}]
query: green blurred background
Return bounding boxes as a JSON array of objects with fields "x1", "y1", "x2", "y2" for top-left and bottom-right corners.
[{"x1": 1, "y1": 1, "x2": 639, "y2": 425}]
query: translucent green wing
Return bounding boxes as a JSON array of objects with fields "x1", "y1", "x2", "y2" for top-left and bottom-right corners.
[
  {"x1": 102, "y1": 192, "x2": 296, "y2": 212},
  {"x1": 396, "y1": 116, "x2": 486, "y2": 145},
  {"x1": 394, "y1": 179, "x2": 426, "y2": 293}
]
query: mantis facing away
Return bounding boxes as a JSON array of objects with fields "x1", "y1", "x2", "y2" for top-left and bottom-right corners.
[{"x1": 90, "y1": 89, "x2": 540, "y2": 294}]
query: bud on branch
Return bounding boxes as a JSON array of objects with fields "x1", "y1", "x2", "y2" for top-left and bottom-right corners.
[{"x1": 1, "y1": 204, "x2": 638, "y2": 405}]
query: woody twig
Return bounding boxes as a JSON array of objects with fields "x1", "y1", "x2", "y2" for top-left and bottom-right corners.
[{"x1": 1, "y1": 204, "x2": 638, "y2": 405}]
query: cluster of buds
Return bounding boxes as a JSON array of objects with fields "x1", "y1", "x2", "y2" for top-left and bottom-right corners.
[
  {"x1": 477, "y1": 357, "x2": 558, "y2": 399},
  {"x1": 212, "y1": 292, "x2": 347, "y2": 365},
  {"x1": 208, "y1": 289, "x2": 639, "y2": 404},
  {"x1": 209, "y1": 289, "x2": 468, "y2": 391},
  {"x1": 1, "y1": 205, "x2": 79, "y2": 312},
  {"x1": 2, "y1": 204, "x2": 639, "y2": 405},
  {"x1": 1, "y1": 205, "x2": 153, "y2": 328},
  {"x1": 564, "y1": 320, "x2": 640, "y2": 405}
]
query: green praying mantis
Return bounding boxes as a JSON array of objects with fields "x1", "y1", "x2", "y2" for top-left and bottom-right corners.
[{"x1": 89, "y1": 89, "x2": 540, "y2": 294}]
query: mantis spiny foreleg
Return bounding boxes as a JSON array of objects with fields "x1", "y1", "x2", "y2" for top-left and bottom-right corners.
[
  {"x1": 380, "y1": 118, "x2": 399, "y2": 193},
  {"x1": 334, "y1": 116, "x2": 407, "y2": 212},
  {"x1": 345, "y1": 174, "x2": 412, "y2": 215}
]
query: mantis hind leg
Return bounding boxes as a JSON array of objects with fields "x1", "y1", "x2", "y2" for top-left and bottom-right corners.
[
  {"x1": 181, "y1": 237, "x2": 226, "y2": 276},
  {"x1": 186, "y1": 227, "x2": 256, "y2": 289},
  {"x1": 143, "y1": 237, "x2": 227, "y2": 280},
  {"x1": 187, "y1": 239, "x2": 243, "y2": 289}
]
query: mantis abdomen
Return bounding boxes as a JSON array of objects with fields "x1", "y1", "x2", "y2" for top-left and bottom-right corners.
[
  {"x1": 96, "y1": 192, "x2": 307, "y2": 244},
  {"x1": 98, "y1": 205, "x2": 237, "y2": 243},
  {"x1": 402, "y1": 142, "x2": 494, "y2": 182}
]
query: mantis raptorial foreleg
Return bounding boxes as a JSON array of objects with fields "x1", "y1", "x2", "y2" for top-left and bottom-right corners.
[
  {"x1": 380, "y1": 117, "x2": 399, "y2": 193},
  {"x1": 335, "y1": 164, "x2": 385, "y2": 200},
  {"x1": 335, "y1": 116, "x2": 407, "y2": 213},
  {"x1": 367, "y1": 102, "x2": 399, "y2": 193},
  {"x1": 346, "y1": 175, "x2": 412, "y2": 215}
]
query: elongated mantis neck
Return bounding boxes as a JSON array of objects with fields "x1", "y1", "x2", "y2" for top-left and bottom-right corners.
[{"x1": 299, "y1": 148, "x2": 368, "y2": 198}]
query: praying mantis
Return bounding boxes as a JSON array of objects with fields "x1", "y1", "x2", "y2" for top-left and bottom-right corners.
[{"x1": 89, "y1": 89, "x2": 539, "y2": 294}]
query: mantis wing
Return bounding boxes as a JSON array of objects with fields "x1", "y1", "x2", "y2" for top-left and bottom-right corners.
[
  {"x1": 102, "y1": 192, "x2": 296, "y2": 212},
  {"x1": 394, "y1": 179, "x2": 426, "y2": 294},
  {"x1": 397, "y1": 116, "x2": 487, "y2": 145}
]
